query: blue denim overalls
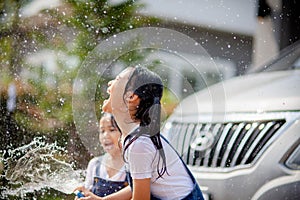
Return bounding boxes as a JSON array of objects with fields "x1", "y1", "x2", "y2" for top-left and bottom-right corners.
[
  {"x1": 91, "y1": 157, "x2": 128, "y2": 197},
  {"x1": 124, "y1": 134, "x2": 205, "y2": 200}
]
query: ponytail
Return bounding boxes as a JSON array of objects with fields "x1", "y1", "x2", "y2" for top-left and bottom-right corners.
[{"x1": 145, "y1": 96, "x2": 168, "y2": 179}]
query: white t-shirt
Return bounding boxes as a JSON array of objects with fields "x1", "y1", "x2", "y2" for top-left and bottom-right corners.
[
  {"x1": 124, "y1": 135, "x2": 194, "y2": 200},
  {"x1": 84, "y1": 155, "x2": 126, "y2": 190}
]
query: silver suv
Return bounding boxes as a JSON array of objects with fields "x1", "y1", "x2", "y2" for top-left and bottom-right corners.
[{"x1": 162, "y1": 41, "x2": 300, "y2": 200}]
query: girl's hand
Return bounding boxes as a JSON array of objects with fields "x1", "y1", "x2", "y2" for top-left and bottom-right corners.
[
  {"x1": 73, "y1": 185, "x2": 85, "y2": 200},
  {"x1": 75, "y1": 187, "x2": 103, "y2": 200},
  {"x1": 73, "y1": 185, "x2": 85, "y2": 193}
]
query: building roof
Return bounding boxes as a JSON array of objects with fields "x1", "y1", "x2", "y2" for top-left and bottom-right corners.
[{"x1": 138, "y1": 0, "x2": 257, "y2": 36}]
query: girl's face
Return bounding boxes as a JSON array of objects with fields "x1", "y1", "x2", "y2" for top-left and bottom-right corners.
[
  {"x1": 99, "y1": 116, "x2": 121, "y2": 153},
  {"x1": 102, "y1": 67, "x2": 133, "y2": 115}
]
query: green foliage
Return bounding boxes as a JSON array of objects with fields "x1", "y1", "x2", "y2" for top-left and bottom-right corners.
[
  {"x1": 53, "y1": 0, "x2": 158, "y2": 59},
  {"x1": 0, "y1": 0, "x2": 160, "y2": 147}
]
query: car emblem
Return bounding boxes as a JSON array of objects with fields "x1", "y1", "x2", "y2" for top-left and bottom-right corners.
[{"x1": 190, "y1": 130, "x2": 215, "y2": 152}]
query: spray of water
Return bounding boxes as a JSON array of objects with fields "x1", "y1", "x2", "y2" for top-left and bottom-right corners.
[{"x1": 0, "y1": 137, "x2": 84, "y2": 199}]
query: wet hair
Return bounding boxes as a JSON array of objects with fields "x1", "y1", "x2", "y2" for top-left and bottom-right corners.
[{"x1": 123, "y1": 66, "x2": 168, "y2": 179}]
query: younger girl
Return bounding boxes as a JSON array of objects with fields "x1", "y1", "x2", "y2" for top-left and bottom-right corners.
[
  {"x1": 80, "y1": 66, "x2": 204, "y2": 200},
  {"x1": 74, "y1": 113, "x2": 127, "y2": 198}
]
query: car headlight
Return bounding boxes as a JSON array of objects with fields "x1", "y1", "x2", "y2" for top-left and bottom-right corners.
[{"x1": 286, "y1": 143, "x2": 300, "y2": 170}]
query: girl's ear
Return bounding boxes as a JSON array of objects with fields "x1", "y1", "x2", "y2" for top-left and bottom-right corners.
[
  {"x1": 125, "y1": 92, "x2": 140, "y2": 105},
  {"x1": 126, "y1": 93, "x2": 140, "y2": 121},
  {"x1": 128, "y1": 94, "x2": 140, "y2": 105}
]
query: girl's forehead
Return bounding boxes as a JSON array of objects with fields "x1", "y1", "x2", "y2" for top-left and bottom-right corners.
[{"x1": 100, "y1": 117, "x2": 112, "y2": 124}]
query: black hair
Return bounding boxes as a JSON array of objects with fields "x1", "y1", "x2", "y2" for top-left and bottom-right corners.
[{"x1": 123, "y1": 66, "x2": 168, "y2": 179}]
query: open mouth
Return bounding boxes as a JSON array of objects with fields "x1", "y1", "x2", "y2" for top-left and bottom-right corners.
[
  {"x1": 103, "y1": 99, "x2": 109, "y2": 106},
  {"x1": 102, "y1": 141, "x2": 115, "y2": 150}
]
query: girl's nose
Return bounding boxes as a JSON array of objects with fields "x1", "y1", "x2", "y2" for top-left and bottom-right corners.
[
  {"x1": 108, "y1": 80, "x2": 113, "y2": 86},
  {"x1": 102, "y1": 132, "x2": 110, "y2": 140},
  {"x1": 107, "y1": 87, "x2": 111, "y2": 94},
  {"x1": 107, "y1": 80, "x2": 113, "y2": 94},
  {"x1": 103, "y1": 130, "x2": 109, "y2": 136}
]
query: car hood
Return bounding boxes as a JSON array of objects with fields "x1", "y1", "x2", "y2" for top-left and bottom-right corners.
[{"x1": 173, "y1": 70, "x2": 300, "y2": 115}]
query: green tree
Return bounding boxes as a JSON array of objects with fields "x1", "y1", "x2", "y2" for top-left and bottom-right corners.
[{"x1": 64, "y1": 0, "x2": 152, "y2": 58}]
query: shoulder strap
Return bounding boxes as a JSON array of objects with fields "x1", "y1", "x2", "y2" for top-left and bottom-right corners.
[{"x1": 94, "y1": 156, "x2": 103, "y2": 177}]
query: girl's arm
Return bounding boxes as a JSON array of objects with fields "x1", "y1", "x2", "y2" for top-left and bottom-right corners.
[
  {"x1": 78, "y1": 185, "x2": 132, "y2": 200},
  {"x1": 132, "y1": 178, "x2": 151, "y2": 200}
]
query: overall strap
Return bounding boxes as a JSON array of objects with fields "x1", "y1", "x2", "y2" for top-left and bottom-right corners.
[
  {"x1": 94, "y1": 156, "x2": 103, "y2": 177},
  {"x1": 160, "y1": 135, "x2": 197, "y2": 183},
  {"x1": 123, "y1": 134, "x2": 133, "y2": 188}
]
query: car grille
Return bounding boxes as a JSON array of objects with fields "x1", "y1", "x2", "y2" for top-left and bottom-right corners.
[{"x1": 167, "y1": 120, "x2": 285, "y2": 168}]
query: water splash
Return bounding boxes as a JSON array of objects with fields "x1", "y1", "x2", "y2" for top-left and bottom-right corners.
[{"x1": 1, "y1": 137, "x2": 85, "y2": 199}]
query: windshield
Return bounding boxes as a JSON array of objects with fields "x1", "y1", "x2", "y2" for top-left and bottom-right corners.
[{"x1": 248, "y1": 40, "x2": 300, "y2": 73}]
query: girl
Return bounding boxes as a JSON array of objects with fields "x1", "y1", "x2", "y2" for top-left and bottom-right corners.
[
  {"x1": 79, "y1": 66, "x2": 204, "y2": 200},
  {"x1": 74, "y1": 113, "x2": 128, "y2": 198}
]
